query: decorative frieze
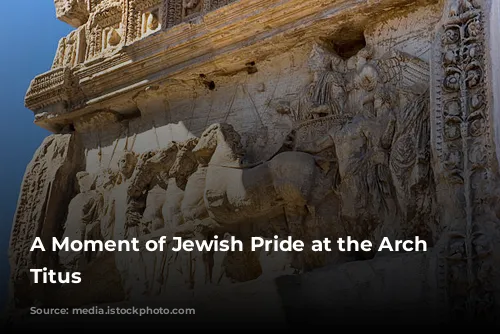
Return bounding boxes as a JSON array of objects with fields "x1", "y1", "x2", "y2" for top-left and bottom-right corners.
[
  {"x1": 29, "y1": 0, "x2": 433, "y2": 131},
  {"x1": 433, "y1": 0, "x2": 498, "y2": 320}
]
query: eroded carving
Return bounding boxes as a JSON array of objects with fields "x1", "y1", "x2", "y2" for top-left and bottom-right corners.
[
  {"x1": 13, "y1": 0, "x2": 500, "y2": 325},
  {"x1": 86, "y1": 0, "x2": 124, "y2": 60},
  {"x1": 433, "y1": 0, "x2": 499, "y2": 319},
  {"x1": 8, "y1": 134, "x2": 82, "y2": 307},
  {"x1": 127, "y1": 0, "x2": 163, "y2": 42},
  {"x1": 55, "y1": 0, "x2": 90, "y2": 27},
  {"x1": 283, "y1": 42, "x2": 436, "y2": 247},
  {"x1": 52, "y1": 27, "x2": 87, "y2": 69},
  {"x1": 183, "y1": 0, "x2": 203, "y2": 18}
]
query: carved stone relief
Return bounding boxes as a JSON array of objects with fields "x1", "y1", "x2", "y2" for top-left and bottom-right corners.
[
  {"x1": 432, "y1": 0, "x2": 500, "y2": 319},
  {"x1": 61, "y1": 0, "x2": 159, "y2": 67},
  {"x1": 126, "y1": 0, "x2": 163, "y2": 42},
  {"x1": 52, "y1": 27, "x2": 87, "y2": 69},
  {"x1": 54, "y1": 0, "x2": 90, "y2": 28},
  {"x1": 277, "y1": 42, "x2": 437, "y2": 250},
  {"x1": 36, "y1": 40, "x2": 441, "y2": 303},
  {"x1": 86, "y1": 1, "x2": 124, "y2": 60},
  {"x1": 8, "y1": 134, "x2": 83, "y2": 307},
  {"x1": 11, "y1": 0, "x2": 500, "y2": 326},
  {"x1": 50, "y1": 0, "x2": 242, "y2": 68},
  {"x1": 182, "y1": 0, "x2": 203, "y2": 19}
]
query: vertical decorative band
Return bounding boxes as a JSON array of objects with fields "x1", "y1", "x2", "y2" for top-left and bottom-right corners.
[{"x1": 435, "y1": 0, "x2": 495, "y2": 321}]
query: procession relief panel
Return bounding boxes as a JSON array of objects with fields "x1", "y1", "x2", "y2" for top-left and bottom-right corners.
[{"x1": 41, "y1": 5, "x2": 447, "y2": 302}]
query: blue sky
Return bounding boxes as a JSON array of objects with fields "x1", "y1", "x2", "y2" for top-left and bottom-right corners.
[{"x1": 0, "y1": 1, "x2": 73, "y2": 307}]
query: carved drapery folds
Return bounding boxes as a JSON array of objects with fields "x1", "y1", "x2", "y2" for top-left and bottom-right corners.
[{"x1": 433, "y1": 0, "x2": 498, "y2": 320}]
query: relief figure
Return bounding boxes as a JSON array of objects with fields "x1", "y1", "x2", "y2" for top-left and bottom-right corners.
[{"x1": 59, "y1": 171, "x2": 100, "y2": 269}]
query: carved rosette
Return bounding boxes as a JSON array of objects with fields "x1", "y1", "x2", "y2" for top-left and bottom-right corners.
[{"x1": 435, "y1": 0, "x2": 495, "y2": 320}]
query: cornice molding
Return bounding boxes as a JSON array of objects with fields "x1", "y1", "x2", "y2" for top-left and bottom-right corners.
[{"x1": 26, "y1": 0, "x2": 437, "y2": 132}]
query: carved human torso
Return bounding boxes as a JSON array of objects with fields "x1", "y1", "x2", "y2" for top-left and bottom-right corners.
[{"x1": 59, "y1": 190, "x2": 103, "y2": 268}]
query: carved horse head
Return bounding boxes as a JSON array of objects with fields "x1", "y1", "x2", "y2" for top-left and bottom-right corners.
[
  {"x1": 169, "y1": 137, "x2": 200, "y2": 189},
  {"x1": 127, "y1": 142, "x2": 179, "y2": 197},
  {"x1": 192, "y1": 123, "x2": 246, "y2": 166}
]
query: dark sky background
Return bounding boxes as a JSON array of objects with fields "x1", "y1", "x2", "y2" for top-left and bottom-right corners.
[{"x1": 0, "y1": 2, "x2": 72, "y2": 307}]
